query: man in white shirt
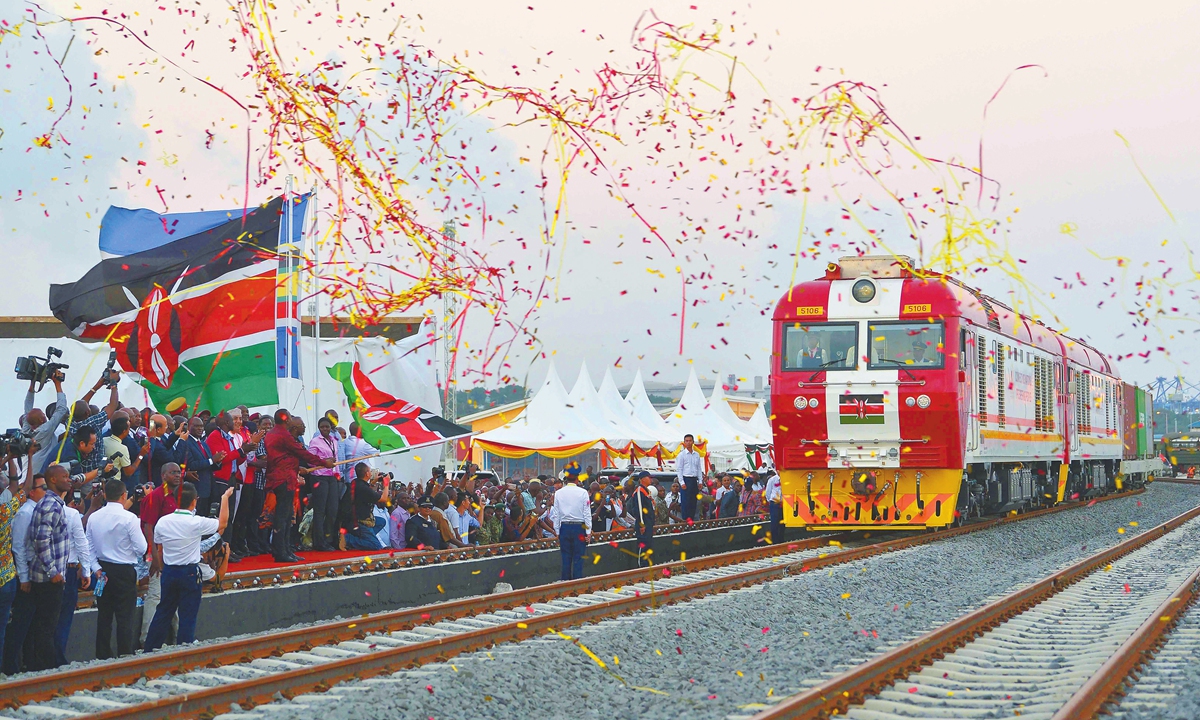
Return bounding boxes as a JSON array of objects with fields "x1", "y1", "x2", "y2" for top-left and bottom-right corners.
[
  {"x1": 553, "y1": 463, "x2": 592, "y2": 581},
  {"x1": 53, "y1": 489, "x2": 100, "y2": 666},
  {"x1": 763, "y1": 467, "x2": 784, "y2": 544},
  {"x1": 85, "y1": 479, "x2": 147, "y2": 659},
  {"x1": 338, "y1": 422, "x2": 374, "y2": 483},
  {"x1": 675, "y1": 434, "x2": 703, "y2": 522},
  {"x1": 144, "y1": 481, "x2": 232, "y2": 652},
  {"x1": 1, "y1": 474, "x2": 45, "y2": 674}
]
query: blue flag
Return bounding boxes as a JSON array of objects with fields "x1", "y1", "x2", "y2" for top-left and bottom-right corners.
[{"x1": 99, "y1": 197, "x2": 309, "y2": 256}]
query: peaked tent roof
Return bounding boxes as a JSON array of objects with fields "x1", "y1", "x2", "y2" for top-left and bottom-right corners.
[
  {"x1": 664, "y1": 368, "x2": 760, "y2": 450},
  {"x1": 748, "y1": 403, "x2": 773, "y2": 442},
  {"x1": 709, "y1": 374, "x2": 771, "y2": 444},
  {"x1": 594, "y1": 367, "x2": 670, "y2": 446},
  {"x1": 566, "y1": 361, "x2": 636, "y2": 445},
  {"x1": 624, "y1": 369, "x2": 684, "y2": 446},
  {"x1": 473, "y1": 362, "x2": 601, "y2": 449}
]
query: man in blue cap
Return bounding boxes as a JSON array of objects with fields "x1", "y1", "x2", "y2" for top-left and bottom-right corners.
[{"x1": 553, "y1": 463, "x2": 591, "y2": 581}]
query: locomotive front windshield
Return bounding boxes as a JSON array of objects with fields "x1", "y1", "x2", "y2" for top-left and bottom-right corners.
[
  {"x1": 782, "y1": 322, "x2": 859, "y2": 371},
  {"x1": 867, "y1": 321, "x2": 945, "y2": 369}
]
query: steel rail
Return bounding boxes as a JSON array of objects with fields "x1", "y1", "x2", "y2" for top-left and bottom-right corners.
[
  {"x1": 63, "y1": 552, "x2": 828, "y2": 720},
  {"x1": 2, "y1": 488, "x2": 1141, "y2": 711},
  {"x1": 60, "y1": 489, "x2": 1147, "y2": 720},
  {"x1": 749, "y1": 500, "x2": 1200, "y2": 720},
  {"x1": 0, "y1": 529, "x2": 836, "y2": 708},
  {"x1": 1049, "y1": 562, "x2": 1200, "y2": 719},
  {"x1": 70, "y1": 514, "x2": 770, "y2": 608}
]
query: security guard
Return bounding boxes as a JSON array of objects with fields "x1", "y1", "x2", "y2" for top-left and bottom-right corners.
[
  {"x1": 632, "y1": 470, "x2": 655, "y2": 567},
  {"x1": 553, "y1": 463, "x2": 592, "y2": 581},
  {"x1": 143, "y1": 481, "x2": 233, "y2": 651}
]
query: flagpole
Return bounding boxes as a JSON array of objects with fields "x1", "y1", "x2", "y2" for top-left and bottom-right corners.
[
  {"x1": 309, "y1": 182, "x2": 321, "y2": 430},
  {"x1": 281, "y1": 175, "x2": 294, "y2": 410}
]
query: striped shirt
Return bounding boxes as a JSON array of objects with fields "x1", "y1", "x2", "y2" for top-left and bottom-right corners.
[{"x1": 30, "y1": 492, "x2": 69, "y2": 583}]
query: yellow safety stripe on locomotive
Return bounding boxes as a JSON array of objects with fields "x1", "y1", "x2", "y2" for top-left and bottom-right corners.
[
  {"x1": 780, "y1": 468, "x2": 962, "y2": 529},
  {"x1": 979, "y1": 429, "x2": 1064, "y2": 443}
]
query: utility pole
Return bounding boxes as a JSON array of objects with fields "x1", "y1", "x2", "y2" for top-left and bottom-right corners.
[{"x1": 441, "y1": 220, "x2": 458, "y2": 467}]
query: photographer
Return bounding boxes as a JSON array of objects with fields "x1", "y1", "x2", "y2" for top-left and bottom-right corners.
[
  {"x1": 63, "y1": 426, "x2": 116, "y2": 488},
  {"x1": 50, "y1": 370, "x2": 121, "y2": 475},
  {"x1": 23, "y1": 372, "x2": 68, "y2": 473},
  {"x1": 341, "y1": 463, "x2": 383, "y2": 551}
]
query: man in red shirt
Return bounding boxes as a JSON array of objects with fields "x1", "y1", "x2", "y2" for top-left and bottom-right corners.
[
  {"x1": 264, "y1": 410, "x2": 332, "y2": 562},
  {"x1": 138, "y1": 461, "x2": 183, "y2": 645}
]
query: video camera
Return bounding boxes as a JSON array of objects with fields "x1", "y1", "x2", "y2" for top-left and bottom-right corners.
[
  {"x1": 0, "y1": 429, "x2": 32, "y2": 458},
  {"x1": 14, "y1": 346, "x2": 67, "y2": 391},
  {"x1": 99, "y1": 350, "x2": 119, "y2": 389}
]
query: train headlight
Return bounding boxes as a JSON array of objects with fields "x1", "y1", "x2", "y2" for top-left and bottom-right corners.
[
  {"x1": 828, "y1": 447, "x2": 838, "y2": 457},
  {"x1": 808, "y1": 397, "x2": 820, "y2": 409},
  {"x1": 851, "y1": 279, "x2": 877, "y2": 303},
  {"x1": 905, "y1": 396, "x2": 916, "y2": 407},
  {"x1": 793, "y1": 396, "x2": 807, "y2": 410},
  {"x1": 916, "y1": 394, "x2": 931, "y2": 409},
  {"x1": 887, "y1": 447, "x2": 899, "y2": 458}
]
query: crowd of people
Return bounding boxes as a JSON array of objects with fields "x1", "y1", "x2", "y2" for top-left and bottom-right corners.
[{"x1": 0, "y1": 370, "x2": 779, "y2": 675}]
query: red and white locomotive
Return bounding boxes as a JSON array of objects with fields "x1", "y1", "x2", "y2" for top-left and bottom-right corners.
[{"x1": 769, "y1": 255, "x2": 1158, "y2": 531}]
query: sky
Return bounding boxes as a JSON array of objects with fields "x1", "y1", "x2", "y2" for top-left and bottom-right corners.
[{"x1": 0, "y1": 0, "x2": 1196, "y2": 397}]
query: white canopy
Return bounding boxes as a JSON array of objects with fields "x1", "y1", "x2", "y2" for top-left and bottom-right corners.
[
  {"x1": 709, "y1": 374, "x2": 771, "y2": 445},
  {"x1": 664, "y1": 368, "x2": 761, "y2": 451},
  {"x1": 473, "y1": 362, "x2": 601, "y2": 449},
  {"x1": 566, "y1": 361, "x2": 636, "y2": 446},
  {"x1": 595, "y1": 367, "x2": 673, "y2": 447},
  {"x1": 624, "y1": 369, "x2": 684, "y2": 446},
  {"x1": 748, "y1": 403, "x2": 773, "y2": 442}
]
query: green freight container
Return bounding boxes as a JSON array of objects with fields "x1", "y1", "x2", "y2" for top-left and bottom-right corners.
[{"x1": 1139, "y1": 388, "x2": 1153, "y2": 458}]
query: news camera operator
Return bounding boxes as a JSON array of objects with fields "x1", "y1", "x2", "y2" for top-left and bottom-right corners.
[
  {"x1": 340, "y1": 463, "x2": 384, "y2": 551},
  {"x1": 22, "y1": 370, "x2": 68, "y2": 473},
  {"x1": 62, "y1": 426, "x2": 117, "y2": 489},
  {"x1": 53, "y1": 369, "x2": 122, "y2": 475}
]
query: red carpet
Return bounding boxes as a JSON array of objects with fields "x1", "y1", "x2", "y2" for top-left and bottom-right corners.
[{"x1": 231, "y1": 548, "x2": 415, "y2": 573}]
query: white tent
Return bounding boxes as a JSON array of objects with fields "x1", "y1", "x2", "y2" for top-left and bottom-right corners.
[
  {"x1": 624, "y1": 369, "x2": 684, "y2": 447},
  {"x1": 748, "y1": 403, "x2": 773, "y2": 442},
  {"x1": 664, "y1": 368, "x2": 760, "y2": 451},
  {"x1": 566, "y1": 361, "x2": 636, "y2": 446},
  {"x1": 709, "y1": 373, "x2": 771, "y2": 445},
  {"x1": 597, "y1": 367, "x2": 673, "y2": 447},
  {"x1": 473, "y1": 362, "x2": 601, "y2": 451}
]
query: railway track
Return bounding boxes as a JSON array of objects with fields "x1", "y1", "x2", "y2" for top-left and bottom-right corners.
[
  {"x1": 0, "y1": 490, "x2": 1141, "y2": 719},
  {"x1": 71, "y1": 514, "x2": 769, "y2": 608},
  {"x1": 748, "y1": 501, "x2": 1200, "y2": 720}
]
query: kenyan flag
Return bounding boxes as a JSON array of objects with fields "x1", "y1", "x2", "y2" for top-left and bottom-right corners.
[
  {"x1": 839, "y1": 394, "x2": 885, "y2": 425},
  {"x1": 49, "y1": 197, "x2": 289, "y2": 413},
  {"x1": 328, "y1": 361, "x2": 471, "y2": 453}
]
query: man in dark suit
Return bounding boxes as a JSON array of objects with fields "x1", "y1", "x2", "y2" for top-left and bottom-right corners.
[{"x1": 178, "y1": 417, "x2": 227, "y2": 517}]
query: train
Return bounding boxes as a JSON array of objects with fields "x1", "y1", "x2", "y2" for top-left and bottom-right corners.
[
  {"x1": 769, "y1": 255, "x2": 1162, "y2": 531},
  {"x1": 1159, "y1": 432, "x2": 1200, "y2": 476}
]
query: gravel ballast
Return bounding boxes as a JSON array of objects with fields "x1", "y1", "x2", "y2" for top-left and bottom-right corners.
[
  {"x1": 236, "y1": 483, "x2": 1200, "y2": 720},
  {"x1": 1110, "y1": 581, "x2": 1200, "y2": 720}
]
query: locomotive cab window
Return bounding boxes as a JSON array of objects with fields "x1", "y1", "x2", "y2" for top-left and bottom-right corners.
[
  {"x1": 782, "y1": 322, "x2": 859, "y2": 371},
  {"x1": 867, "y1": 321, "x2": 945, "y2": 369}
]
